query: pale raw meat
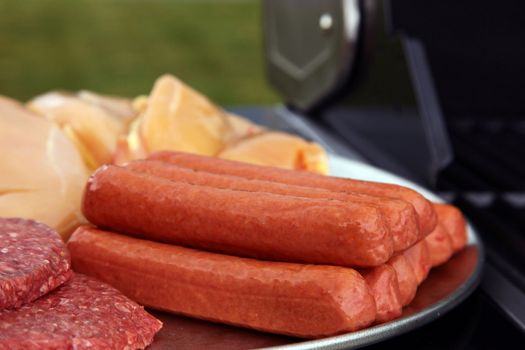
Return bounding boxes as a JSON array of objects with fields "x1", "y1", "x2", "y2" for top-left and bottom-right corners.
[
  {"x1": 27, "y1": 92, "x2": 131, "y2": 169},
  {"x1": 140, "y1": 74, "x2": 235, "y2": 156},
  {"x1": 218, "y1": 131, "x2": 328, "y2": 174},
  {"x1": 0, "y1": 96, "x2": 87, "y2": 238}
]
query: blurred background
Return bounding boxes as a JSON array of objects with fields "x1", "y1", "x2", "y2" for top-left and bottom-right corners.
[
  {"x1": 0, "y1": 0, "x2": 278, "y2": 104},
  {"x1": 0, "y1": 0, "x2": 414, "y2": 107}
]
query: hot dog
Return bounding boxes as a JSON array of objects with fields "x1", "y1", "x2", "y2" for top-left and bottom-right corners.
[
  {"x1": 425, "y1": 223, "x2": 454, "y2": 267},
  {"x1": 387, "y1": 254, "x2": 418, "y2": 306},
  {"x1": 360, "y1": 265, "x2": 402, "y2": 323},
  {"x1": 82, "y1": 165, "x2": 393, "y2": 267},
  {"x1": 148, "y1": 151, "x2": 437, "y2": 237},
  {"x1": 125, "y1": 160, "x2": 419, "y2": 321},
  {"x1": 403, "y1": 240, "x2": 431, "y2": 285},
  {"x1": 433, "y1": 203, "x2": 468, "y2": 253},
  {"x1": 67, "y1": 226, "x2": 377, "y2": 338},
  {"x1": 388, "y1": 208, "x2": 465, "y2": 304},
  {"x1": 125, "y1": 159, "x2": 419, "y2": 252}
]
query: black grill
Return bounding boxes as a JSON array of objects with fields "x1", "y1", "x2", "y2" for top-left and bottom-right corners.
[
  {"x1": 439, "y1": 122, "x2": 525, "y2": 191},
  {"x1": 436, "y1": 122, "x2": 525, "y2": 293}
]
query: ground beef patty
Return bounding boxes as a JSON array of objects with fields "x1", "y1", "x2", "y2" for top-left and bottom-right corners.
[
  {"x1": 0, "y1": 218, "x2": 72, "y2": 310},
  {"x1": 0, "y1": 273, "x2": 162, "y2": 349}
]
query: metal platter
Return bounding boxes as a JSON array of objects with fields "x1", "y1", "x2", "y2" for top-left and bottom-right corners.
[{"x1": 149, "y1": 154, "x2": 484, "y2": 350}]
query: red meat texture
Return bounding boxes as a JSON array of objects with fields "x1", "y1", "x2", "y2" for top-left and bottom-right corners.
[
  {"x1": 0, "y1": 218, "x2": 72, "y2": 310},
  {"x1": 0, "y1": 273, "x2": 162, "y2": 350}
]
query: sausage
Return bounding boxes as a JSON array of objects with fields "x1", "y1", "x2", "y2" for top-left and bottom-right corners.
[
  {"x1": 126, "y1": 163, "x2": 409, "y2": 323},
  {"x1": 126, "y1": 159, "x2": 419, "y2": 252},
  {"x1": 82, "y1": 165, "x2": 393, "y2": 267},
  {"x1": 67, "y1": 226, "x2": 377, "y2": 339},
  {"x1": 360, "y1": 265, "x2": 402, "y2": 323},
  {"x1": 148, "y1": 151, "x2": 437, "y2": 238},
  {"x1": 425, "y1": 223, "x2": 454, "y2": 267},
  {"x1": 433, "y1": 203, "x2": 468, "y2": 252},
  {"x1": 387, "y1": 254, "x2": 418, "y2": 306},
  {"x1": 403, "y1": 240, "x2": 431, "y2": 285}
]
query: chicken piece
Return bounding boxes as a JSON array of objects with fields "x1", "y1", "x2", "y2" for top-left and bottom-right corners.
[
  {"x1": 0, "y1": 96, "x2": 87, "y2": 240},
  {"x1": 77, "y1": 90, "x2": 136, "y2": 126},
  {"x1": 27, "y1": 92, "x2": 134, "y2": 170},
  {"x1": 139, "y1": 74, "x2": 235, "y2": 156},
  {"x1": 132, "y1": 95, "x2": 149, "y2": 115},
  {"x1": 226, "y1": 113, "x2": 264, "y2": 139},
  {"x1": 218, "y1": 131, "x2": 329, "y2": 174},
  {"x1": 113, "y1": 116, "x2": 148, "y2": 165},
  {"x1": 117, "y1": 74, "x2": 328, "y2": 174}
]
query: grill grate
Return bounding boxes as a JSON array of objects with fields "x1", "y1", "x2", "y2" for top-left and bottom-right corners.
[
  {"x1": 437, "y1": 121, "x2": 525, "y2": 293},
  {"x1": 443, "y1": 126, "x2": 525, "y2": 190}
]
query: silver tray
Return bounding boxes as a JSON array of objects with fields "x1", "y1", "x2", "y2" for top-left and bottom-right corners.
[{"x1": 149, "y1": 154, "x2": 484, "y2": 350}]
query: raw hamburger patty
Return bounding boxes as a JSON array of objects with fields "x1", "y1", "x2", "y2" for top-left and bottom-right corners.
[
  {"x1": 0, "y1": 218, "x2": 72, "y2": 309},
  {"x1": 0, "y1": 273, "x2": 162, "y2": 350}
]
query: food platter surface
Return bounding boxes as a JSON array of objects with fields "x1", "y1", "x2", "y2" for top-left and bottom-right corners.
[{"x1": 148, "y1": 154, "x2": 484, "y2": 350}]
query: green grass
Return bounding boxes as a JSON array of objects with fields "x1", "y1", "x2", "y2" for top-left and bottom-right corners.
[{"x1": 0, "y1": 0, "x2": 279, "y2": 105}]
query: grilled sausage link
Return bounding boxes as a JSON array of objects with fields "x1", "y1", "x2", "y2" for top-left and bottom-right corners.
[
  {"x1": 360, "y1": 264, "x2": 402, "y2": 323},
  {"x1": 126, "y1": 159, "x2": 418, "y2": 251},
  {"x1": 148, "y1": 151, "x2": 438, "y2": 237},
  {"x1": 434, "y1": 203, "x2": 468, "y2": 252},
  {"x1": 82, "y1": 165, "x2": 393, "y2": 267},
  {"x1": 425, "y1": 223, "x2": 454, "y2": 267},
  {"x1": 387, "y1": 254, "x2": 418, "y2": 306},
  {"x1": 68, "y1": 226, "x2": 377, "y2": 338},
  {"x1": 403, "y1": 240, "x2": 432, "y2": 285}
]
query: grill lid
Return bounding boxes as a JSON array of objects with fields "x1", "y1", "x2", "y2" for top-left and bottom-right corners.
[{"x1": 262, "y1": 0, "x2": 370, "y2": 112}]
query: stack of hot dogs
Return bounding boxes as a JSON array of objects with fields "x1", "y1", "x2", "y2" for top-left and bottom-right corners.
[{"x1": 67, "y1": 151, "x2": 468, "y2": 339}]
